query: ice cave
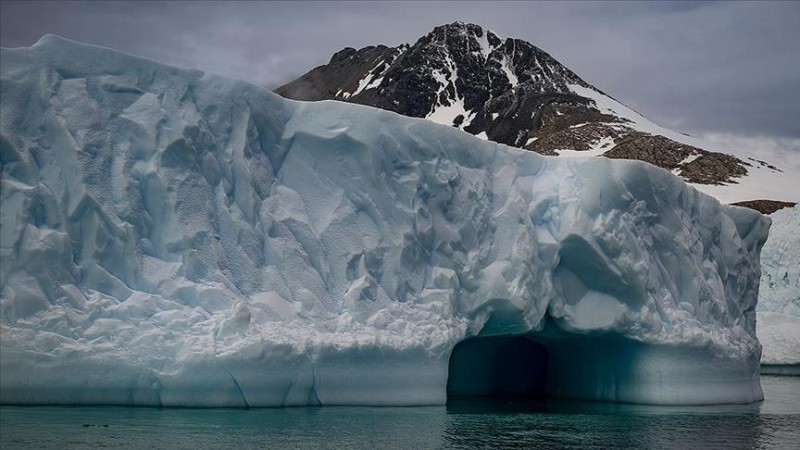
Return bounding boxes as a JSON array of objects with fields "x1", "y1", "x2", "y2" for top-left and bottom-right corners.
[{"x1": 447, "y1": 335, "x2": 549, "y2": 400}]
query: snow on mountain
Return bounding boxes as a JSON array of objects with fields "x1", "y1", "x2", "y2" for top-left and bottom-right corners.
[
  {"x1": 571, "y1": 84, "x2": 799, "y2": 205},
  {"x1": 276, "y1": 22, "x2": 593, "y2": 145},
  {"x1": 277, "y1": 22, "x2": 799, "y2": 205},
  {"x1": 0, "y1": 36, "x2": 771, "y2": 406}
]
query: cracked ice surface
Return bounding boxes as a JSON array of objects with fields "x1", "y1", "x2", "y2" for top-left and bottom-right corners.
[{"x1": 0, "y1": 36, "x2": 770, "y2": 406}]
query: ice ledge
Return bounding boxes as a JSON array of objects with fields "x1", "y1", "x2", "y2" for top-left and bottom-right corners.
[{"x1": 1, "y1": 334, "x2": 763, "y2": 407}]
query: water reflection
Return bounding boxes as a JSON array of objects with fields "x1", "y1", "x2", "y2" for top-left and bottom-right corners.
[
  {"x1": 445, "y1": 396, "x2": 763, "y2": 416},
  {"x1": 443, "y1": 400, "x2": 768, "y2": 449},
  {"x1": 438, "y1": 378, "x2": 800, "y2": 449},
  {"x1": 0, "y1": 376, "x2": 797, "y2": 449}
]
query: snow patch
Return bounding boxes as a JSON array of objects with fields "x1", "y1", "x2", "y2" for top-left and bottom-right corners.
[
  {"x1": 351, "y1": 59, "x2": 387, "y2": 97},
  {"x1": 678, "y1": 153, "x2": 701, "y2": 166},
  {"x1": 554, "y1": 137, "x2": 616, "y2": 158},
  {"x1": 474, "y1": 29, "x2": 492, "y2": 62},
  {"x1": 426, "y1": 55, "x2": 475, "y2": 128},
  {"x1": 501, "y1": 56, "x2": 518, "y2": 88}
]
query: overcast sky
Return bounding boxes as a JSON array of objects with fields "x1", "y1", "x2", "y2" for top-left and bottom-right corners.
[{"x1": 2, "y1": 1, "x2": 799, "y2": 163}]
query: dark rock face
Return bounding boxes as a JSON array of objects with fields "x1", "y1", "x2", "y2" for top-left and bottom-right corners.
[
  {"x1": 679, "y1": 153, "x2": 749, "y2": 185},
  {"x1": 528, "y1": 123, "x2": 624, "y2": 155},
  {"x1": 603, "y1": 133, "x2": 697, "y2": 169},
  {"x1": 731, "y1": 200, "x2": 796, "y2": 215},
  {"x1": 278, "y1": 22, "x2": 587, "y2": 125},
  {"x1": 602, "y1": 134, "x2": 748, "y2": 185},
  {"x1": 277, "y1": 45, "x2": 403, "y2": 102},
  {"x1": 276, "y1": 21, "x2": 750, "y2": 186}
]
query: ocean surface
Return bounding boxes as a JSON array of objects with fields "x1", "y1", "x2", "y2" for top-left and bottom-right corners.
[{"x1": 1, "y1": 375, "x2": 798, "y2": 449}]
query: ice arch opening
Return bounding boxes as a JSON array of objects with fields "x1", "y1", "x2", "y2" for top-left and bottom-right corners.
[
  {"x1": 446, "y1": 336, "x2": 549, "y2": 400},
  {"x1": 447, "y1": 328, "x2": 764, "y2": 405}
]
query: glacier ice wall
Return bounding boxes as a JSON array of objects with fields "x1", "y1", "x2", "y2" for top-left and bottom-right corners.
[
  {"x1": 0, "y1": 36, "x2": 770, "y2": 406},
  {"x1": 756, "y1": 205, "x2": 800, "y2": 368}
]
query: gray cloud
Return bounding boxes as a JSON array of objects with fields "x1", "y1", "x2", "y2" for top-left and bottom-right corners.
[{"x1": 2, "y1": 1, "x2": 799, "y2": 151}]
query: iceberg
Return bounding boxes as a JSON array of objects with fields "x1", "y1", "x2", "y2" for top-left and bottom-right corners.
[
  {"x1": 0, "y1": 36, "x2": 770, "y2": 406},
  {"x1": 756, "y1": 205, "x2": 800, "y2": 374}
]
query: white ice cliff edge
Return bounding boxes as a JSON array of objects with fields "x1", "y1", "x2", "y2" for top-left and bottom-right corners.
[{"x1": 0, "y1": 36, "x2": 771, "y2": 406}]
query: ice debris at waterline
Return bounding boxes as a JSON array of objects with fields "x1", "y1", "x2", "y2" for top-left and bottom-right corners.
[{"x1": 0, "y1": 36, "x2": 770, "y2": 406}]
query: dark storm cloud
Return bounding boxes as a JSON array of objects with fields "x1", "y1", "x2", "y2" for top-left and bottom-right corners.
[{"x1": 2, "y1": 1, "x2": 799, "y2": 150}]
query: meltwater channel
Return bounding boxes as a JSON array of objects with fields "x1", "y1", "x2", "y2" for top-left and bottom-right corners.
[{"x1": 1, "y1": 375, "x2": 798, "y2": 449}]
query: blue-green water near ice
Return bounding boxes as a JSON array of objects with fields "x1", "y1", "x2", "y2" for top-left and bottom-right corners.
[{"x1": 1, "y1": 376, "x2": 798, "y2": 449}]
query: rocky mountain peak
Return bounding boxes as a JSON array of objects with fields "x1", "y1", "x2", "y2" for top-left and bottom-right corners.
[{"x1": 276, "y1": 22, "x2": 756, "y2": 188}]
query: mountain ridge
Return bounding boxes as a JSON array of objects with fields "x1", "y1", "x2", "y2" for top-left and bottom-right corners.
[{"x1": 277, "y1": 22, "x2": 797, "y2": 205}]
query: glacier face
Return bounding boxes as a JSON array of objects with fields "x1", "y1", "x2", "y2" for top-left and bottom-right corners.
[
  {"x1": 756, "y1": 206, "x2": 800, "y2": 368},
  {"x1": 0, "y1": 36, "x2": 770, "y2": 406}
]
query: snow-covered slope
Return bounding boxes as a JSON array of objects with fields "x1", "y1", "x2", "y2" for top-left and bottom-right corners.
[
  {"x1": 0, "y1": 36, "x2": 770, "y2": 406},
  {"x1": 570, "y1": 84, "x2": 799, "y2": 204},
  {"x1": 756, "y1": 206, "x2": 800, "y2": 368}
]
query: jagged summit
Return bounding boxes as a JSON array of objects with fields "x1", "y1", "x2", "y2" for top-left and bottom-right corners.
[
  {"x1": 276, "y1": 22, "x2": 769, "y2": 189},
  {"x1": 278, "y1": 21, "x2": 591, "y2": 143}
]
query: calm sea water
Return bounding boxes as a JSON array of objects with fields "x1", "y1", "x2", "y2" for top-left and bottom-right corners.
[{"x1": 1, "y1": 376, "x2": 798, "y2": 449}]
